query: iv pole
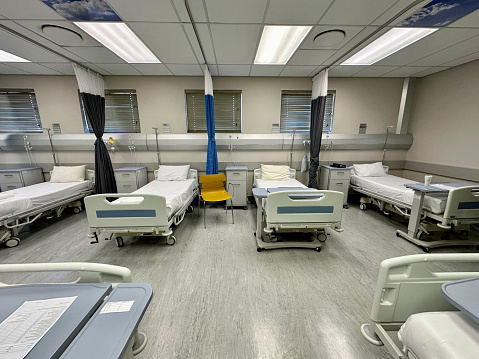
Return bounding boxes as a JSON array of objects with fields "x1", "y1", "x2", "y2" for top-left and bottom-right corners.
[
  {"x1": 382, "y1": 126, "x2": 394, "y2": 162},
  {"x1": 152, "y1": 127, "x2": 160, "y2": 166},
  {"x1": 43, "y1": 128, "x2": 58, "y2": 166}
]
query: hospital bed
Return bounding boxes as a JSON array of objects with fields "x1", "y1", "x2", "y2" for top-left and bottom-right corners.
[
  {"x1": 349, "y1": 164, "x2": 479, "y2": 250},
  {"x1": 253, "y1": 167, "x2": 344, "y2": 252},
  {"x1": 0, "y1": 169, "x2": 94, "y2": 248},
  {"x1": 85, "y1": 168, "x2": 198, "y2": 247},
  {"x1": 361, "y1": 253, "x2": 479, "y2": 359}
]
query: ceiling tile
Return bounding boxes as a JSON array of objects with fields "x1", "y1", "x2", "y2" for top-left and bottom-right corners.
[
  {"x1": 217, "y1": 65, "x2": 251, "y2": 76},
  {"x1": 250, "y1": 65, "x2": 284, "y2": 76},
  {"x1": 266, "y1": 0, "x2": 333, "y2": 25},
  {"x1": 288, "y1": 50, "x2": 336, "y2": 66},
  {"x1": 172, "y1": 0, "x2": 206, "y2": 22},
  {"x1": 129, "y1": 22, "x2": 198, "y2": 64},
  {"x1": 108, "y1": 0, "x2": 179, "y2": 22},
  {"x1": 371, "y1": 0, "x2": 424, "y2": 26},
  {"x1": 442, "y1": 52, "x2": 479, "y2": 67},
  {"x1": 210, "y1": 24, "x2": 261, "y2": 64},
  {"x1": 320, "y1": 0, "x2": 397, "y2": 26},
  {"x1": 328, "y1": 65, "x2": 367, "y2": 77},
  {"x1": 353, "y1": 66, "x2": 399, "y2": 77},
  {"x1": 411, "y1": 67, "x2": 450, "y2": 78},
  {"x1": 0, "y1": 63, "x2": 29, "y2": 74},
  {"x1": 205, "y1": 0, "x2": 267, "y2": 23},
  {"x1": 80, "y1": 63, "x2": 111, "y2": 75},
  {"x1": 94, "y1": 64, "x2": 142, "y2": 75},
  {"x1": 280, "y1": 66, "x2": 317, "y2": 77},
  {"x1": 131, "y1": 63, "x2": 173, "y2": 75},
  {"x1": 381, "y1": 66, "x2": 428, "y2": 77},
  {"x1": 64, "y1": 46, "x2": 125, "y2": 63},
  {"x1": 7, "y1": 62, "x2": 63, "y2": 74},
  {"x1": 0, "y1": 0, "x2": 63, "y2": 20},
  {"x1": 448, "y1": 8, "x2": 479, "y2": 27},
  {"x1": 301, "y1": 26, "x2": 365, "y2": 50},
  {"x1": 40, "y1": 62, "x2": 76, "y2": 75},
  {"x1": 167, "y1": 64, "x2": 203, "y2": 76}
]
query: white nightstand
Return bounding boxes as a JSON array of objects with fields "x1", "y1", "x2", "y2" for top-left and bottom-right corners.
[
  {"x1": 319, "y1": 165, "x2": 352, "y2": 208},
  {"x1": 0, "y1": 167, "x2": 44, "y2": 192},
  {"x1": 225, "y1": 166, "x2": 248, "y2": 209},
  {"x1": 114, "y1": 166, "x2": 148, "y2": 193}
]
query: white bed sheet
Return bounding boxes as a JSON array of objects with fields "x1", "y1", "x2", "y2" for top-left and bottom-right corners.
[
  {"x1": 398, "y1": 311, "x2": 479, "y2": 359},
  {"x1": 0, "y1": 196, "x2": 33, "y2": 220},
  {"x1": 116, "y1": 179, "x2": 197, "y2": 218},
  {"x1": 350, "y1": 174, "x2": 448, "y2": 214},
  {"x1": 255, "y1": 178, "x2": 307, "y2": 189}
]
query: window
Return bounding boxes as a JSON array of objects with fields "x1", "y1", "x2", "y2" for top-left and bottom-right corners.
[
  {"x1": 186, "y1": 90, "x2": 241, "y2": 133},
  {"x1": 80, "y1": 90, "x2": 140, "y2": 133},
  {"x1": 0, "y1": 89, "x2": 42, "y2": 133},
  {"x1": 280, "y1": 91, "x2": 335, "y2": 133}
]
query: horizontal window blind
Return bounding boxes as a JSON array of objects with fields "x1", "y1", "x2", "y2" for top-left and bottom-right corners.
[
  {"x1": 186, "y1": 90, "x2": 241, "y2": 133},
  {"x1": 0, "y1": 89, "x2": 43, "y2": 133},
  {"x1": 81, "y1": 90, "x2": 141, "y2": 133},
  {"x1": 280, "y1": 91, "x2": 335, "y2": 133}
]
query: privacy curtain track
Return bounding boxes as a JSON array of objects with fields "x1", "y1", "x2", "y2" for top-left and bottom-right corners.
[
  {"x1": 308, "y1": 68, "x2": 328, "y2": 188},
  {"x1": 73, "y1": 64, "x2": 117, "y2": 194},
  {"x1": 204, "y1": 65, "x2": 218, "y2": 174}
]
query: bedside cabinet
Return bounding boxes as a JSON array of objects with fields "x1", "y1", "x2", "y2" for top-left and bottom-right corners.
[
  {"x1": 319, "y1": 165, "x2": 352, "y2": 208},
  {"x1": 114, "y1": 166, "x2": 148, "y2": 193},
  {"x1": 0, "y1": 167, "x2": 44, "y2": 192},
  {"x1": 225, "y1": 166, "x2": 248, "y2": 209}
]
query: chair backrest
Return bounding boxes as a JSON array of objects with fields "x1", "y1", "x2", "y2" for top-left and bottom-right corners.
[{"x1": 199, "y1": 173, "x2": 226, "y2": 184}]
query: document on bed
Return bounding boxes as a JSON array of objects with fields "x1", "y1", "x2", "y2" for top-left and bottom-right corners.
[{"x1": 0, "y1": 296, "x2": 77, "y2": 359}]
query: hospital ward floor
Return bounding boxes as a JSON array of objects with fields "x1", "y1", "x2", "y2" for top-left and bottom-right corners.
[{"x1": 1, "y1": 200, "x2": 478, "y2": 359}]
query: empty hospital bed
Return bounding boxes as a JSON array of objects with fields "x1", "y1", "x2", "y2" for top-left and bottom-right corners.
[
  {"x1": 0, "y1": 168, "x2": 94, "y2": 248},
  {"x1": 253, "y1": 165, "x2": 344, "y2": 252},
  {"x1": 349, "y1": 162, "x2": 479, "y2": 250},
  {"x1": 85, "y1": 167, "x2": 198, "y2": 247},
  {"x1": 361, "y1": 253, "x2": 479, "y2": 359}
]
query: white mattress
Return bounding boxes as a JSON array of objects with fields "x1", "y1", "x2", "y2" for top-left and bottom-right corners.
[
  {"x1": 117, "y1": 179, "x2": 197, "y2": 218},
  {"x1": 398, "y1": 311, "x2": 479, "y2": 359},
  {"x1": 0, "y1": 181, "x2": 93, "y2": 220},
  {"x1": 350, "y1": 174, "x2": 449, "y2": 214},
  {"x1": 255, "y1": 178, "x2": 307, "y2": 189}
]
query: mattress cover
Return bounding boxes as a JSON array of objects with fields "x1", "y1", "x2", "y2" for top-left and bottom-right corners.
[
  {"x1": 116, "y1": 179, "x2": 197, "y2": 218},
  {"x1": 350, "y1": 174, "x2": 448, "y2": 214},
  {"x1": 398, "y1": 311, "x2": 479, "y2": 359},
  {"x1": 255, "y1": 178, "x2": 307, "y2": 189},
  {"x1": 0, "y1": 196, "x2": 33, "y2": 220}
]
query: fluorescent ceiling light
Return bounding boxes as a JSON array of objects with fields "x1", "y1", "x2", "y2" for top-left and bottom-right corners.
[
  {"x1": 74, "y1": 22, "x2": 160, "y2": 63},
  {"x1": 255, "y1": 26, "x2": 312, "y2": 65},
  {"x1": 341, "y1": 28, "x2": 437, "y2": 65},
  {"x1": 0, "y1": 50, "x2": 30, "y2": 62}
]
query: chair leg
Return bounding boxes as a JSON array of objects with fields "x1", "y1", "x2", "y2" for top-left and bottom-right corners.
[
  {"x1": 231, "y1": 198, "x2": 234, "y2": 224},
  {"x1": 204, "y1": 200, "x2": 206, "y2": 229},
  {"x1": 198, "y1": 195, "x2": 200, "y2": 217}
]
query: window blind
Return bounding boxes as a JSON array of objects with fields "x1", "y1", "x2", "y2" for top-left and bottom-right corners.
[
  {"x1": 0, "y1": 89, "x2": 43, "y2": 133},
  {"x1": 280, "y1": 91, "x2": 335, "y2": 133},
  {"x1": 81, "y1": 90, "x2": 141, "y2": 133},
  {"x1": 186, "y1": 90, "x2": 241, "y2": 133}
]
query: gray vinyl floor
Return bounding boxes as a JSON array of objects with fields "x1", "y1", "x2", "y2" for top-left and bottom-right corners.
[{"x1": 1, "y1": 199, "x2": 478, "y2": 359}]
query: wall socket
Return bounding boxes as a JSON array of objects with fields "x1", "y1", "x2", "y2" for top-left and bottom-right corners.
[{"x1": 359, "y1": 123, "x2": 367, "y2": 134}]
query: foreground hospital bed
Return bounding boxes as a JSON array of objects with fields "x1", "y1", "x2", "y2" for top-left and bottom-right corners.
[
  {"x1": 0, "y1": 166, "x2": 94, "y2": 248},
  {"x1": 253, "y1": 165, "x2": 344, "y2": 252},
  {"x1": 350, "y1": 162, "x2": 479, "y2": 250},
  {"x1": 85, "y1": 166, "x2": 198, "y2": 247},
  {"x1": 361, "y1": 253, "x2": 479, "y2": 359}
]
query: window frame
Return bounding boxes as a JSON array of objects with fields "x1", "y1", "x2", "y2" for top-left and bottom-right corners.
[{"x1": 0, "y1": 89, "x2": 43, "y2": 133}]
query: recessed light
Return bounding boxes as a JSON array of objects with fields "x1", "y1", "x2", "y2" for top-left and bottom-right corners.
[{"x1": 0, "y1": 49, "x2": 30, "y2": 62}]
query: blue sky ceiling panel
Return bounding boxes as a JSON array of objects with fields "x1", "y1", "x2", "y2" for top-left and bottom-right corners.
[{"x1": 41, "y1": 0, "x2": 122, "y2": 22}]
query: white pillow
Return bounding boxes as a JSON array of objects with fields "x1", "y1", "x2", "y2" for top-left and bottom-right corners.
[
  {"x1": 50, "y1": 165, "x2": 86, "y2": 183},
  {"x1": 261, "y1": 164, "x2": 290, "y2": 181},
  {"x1": 353, "y1": 162, "x2": 387, "y2": 177},
  {"x1": 157, "y1": 165, "x2": 190, "y2": 181}
]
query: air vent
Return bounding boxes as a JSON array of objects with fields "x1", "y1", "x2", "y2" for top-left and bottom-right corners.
[
  {"x1": 313, "y1": 29, "x2": 345, "y2": 47},
  {"x1": 52, "y1": 123, "x2": 61, "y2": 134},
  {"x1": 41, "y1": 25, "x2": 83, "y2": 46},
  {"x1": 272, "y1": 123, "x2": 280, "y2": 133},
  {"x1": 162, "y1": 123, "x2": 171, "y2": 134}
]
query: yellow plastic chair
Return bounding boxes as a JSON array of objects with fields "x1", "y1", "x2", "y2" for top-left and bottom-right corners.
[{"x1": 198, "y1": 174, "x2": 234, "y2": 228}]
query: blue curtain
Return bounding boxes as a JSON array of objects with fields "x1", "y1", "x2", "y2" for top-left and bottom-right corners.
[{"x1": 204, "y1": 66, "x2": 218, "y2": 174}]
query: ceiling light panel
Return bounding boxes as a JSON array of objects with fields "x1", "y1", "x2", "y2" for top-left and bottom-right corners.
[
  {"x1": 74, "y1": 22, "x2": 160, "y2": 63},
  {"x1": 0, "y1": 49, "x2": 30, "y2": 62},
  {"x1": 255, "y1": 26, "x2": 312, "y2": 65},
  {"x1": 342, "y1": 28, "x2": 437, "y2": 65}
]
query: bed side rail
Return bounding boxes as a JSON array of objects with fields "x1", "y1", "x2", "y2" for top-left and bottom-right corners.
[
  {"x1": 0, "y1": 262, "x2": 132, "y2": 287},
  {"x1": 443, "y1": 186, "x2": 479, "y2": 220},
  {"x1": 85, "y1": 193, "x2": 168, "y2": 228},
  {"x1": 253, "y1": 168, "x2": 296, "y2": 180},
  {"x1": 369, "y1": 253, "x2": 479, "y2": 324},
  {"x1": 266, "y1": 190, "x2": 343, "y2": 224}
]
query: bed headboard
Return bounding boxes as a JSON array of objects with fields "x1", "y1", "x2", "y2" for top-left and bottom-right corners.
[
  {"x1": 154, "y1": 168, "x2": 198, "y2": 182},
  {"x1": 350, "y1": 165, "x2": 389, "y2": 176},
  {"x1": 253, "y1": 168, "x2": 296, "y2": 180}
]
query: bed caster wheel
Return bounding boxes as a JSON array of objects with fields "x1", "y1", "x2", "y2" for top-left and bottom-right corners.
[
  {"x1": 416, "y1": 231, "x2": 424, "y2": 240},
  {"x1": 422, "y1": 247, "x2": 430, "y2": 253},
  {"x1": 115, "y1": 236, "x2": 124, "y2": 247},
  {"x1": 359, "y1": 203, "x2": 367, "y2": 210},
  {"x1": 187, "y1": 206, "x2": 194, "y2": 213},
  {"x1": 269, "y1": 235, "x2": 278, "y2": 242},
  {"x1": 166, "y1": 235, "x2": 176, "y2": 245},
  {"x1": 396, "y1": 232, "x2": 401, "y2": 237},
  {"x1": 5, "y1": 237, "x2": 20, "y2": 248},
  {"x1": 317, "y1": 233, "x2": 327, "y2": 242},
  {"x1": 244, "y1": 206, "x2": 248, "y2": 210},
  {"x1": 315, "y1": 247, "x2": 321, "y2": 252},
  {"x1": 257, "y1": 248, "x2": 262, "y2": 252},
  {"x1": 73, "y1": 207, "x2": 82, "y2": 214},
  {"x1": 343, "y1": 204, "x2": 349, "y2": 209}
]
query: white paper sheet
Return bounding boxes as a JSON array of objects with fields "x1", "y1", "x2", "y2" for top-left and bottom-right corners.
[
  {"x1": 100, "y1": 300, "x2": 134, "y2": 314},
  {"x1": 0, "y1": 296, "x2": 77, "y2": 359}
]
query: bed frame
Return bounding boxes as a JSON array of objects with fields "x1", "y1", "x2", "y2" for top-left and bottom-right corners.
[
  {"x1": 0, "y1": 169, "x2": 95, "y2": 248},
  {"x1": 85, "y1": 169, "x2": 198, "y2": 247},
  {"x1": 253, "y1": 168, "x2": 344, "y2": 252},
  {"x1": 361, "y1": 253, "x2": 479, "y2": 359}
]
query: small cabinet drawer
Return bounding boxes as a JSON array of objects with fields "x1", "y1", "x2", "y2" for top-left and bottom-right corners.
[
  {"x1": 329, "y1": 180, "x2": 348, "y2": 193},
  {"x1": 115, "y1": 172, "x2": 136, "y2": 182},
  {"x1": 0, "y1": 172, "x2": 21, "y2": 183},
  {"x1": 226, "y1": 170, "x2": 247, "y2": 181},
  {"x1": 0, "y1": 182, "x2": 23, "y2": 191},
  {"x1": 330, "y1": 170, "x2": 350, "y2": 180},
  {"x1": 117, "y1": 181, "x2": 138, "y2": 193}
]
